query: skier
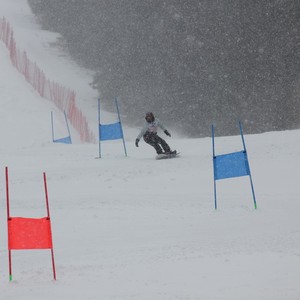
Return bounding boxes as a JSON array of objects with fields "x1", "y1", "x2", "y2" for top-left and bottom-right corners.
[{"x1": 135, "y1": 112, "x2": 176, "y2": 155}]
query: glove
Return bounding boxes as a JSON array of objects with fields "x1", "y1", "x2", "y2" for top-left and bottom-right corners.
[
  {"x1": 135, "y1": 138, "x2": 139, "y2": 147},
  {"x1": 164, "y1": 130, "x2": 171, "y2": 137}
]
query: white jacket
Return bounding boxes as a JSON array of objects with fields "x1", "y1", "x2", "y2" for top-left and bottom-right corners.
[{"x1": 137, "y1": 119, "x2": 167, "y2": 140}]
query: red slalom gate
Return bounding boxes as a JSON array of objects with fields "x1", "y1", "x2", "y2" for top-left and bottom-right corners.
[{"x1": 5, "y1": 167, "x2": 56, "y2": 281}]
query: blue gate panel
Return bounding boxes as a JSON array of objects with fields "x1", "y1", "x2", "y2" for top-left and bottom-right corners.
[
  {"x1": 214, "y1": 150, "x2": 250, "y2": 180},
  {"x1": 99, "y1": 122, "x2": 123, "y2": 141},
  {"x1": 53, "y1": 136, "x2": 72, "y2": 144}
]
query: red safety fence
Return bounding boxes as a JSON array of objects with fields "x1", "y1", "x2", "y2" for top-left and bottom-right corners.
[{"x1": 0, "y1": 17, "x2": 95, "y2": 143}]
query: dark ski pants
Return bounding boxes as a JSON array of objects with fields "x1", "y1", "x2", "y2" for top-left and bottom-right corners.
[{"x1": 143, "y1": 132, "x2": 171, "y2": 154}]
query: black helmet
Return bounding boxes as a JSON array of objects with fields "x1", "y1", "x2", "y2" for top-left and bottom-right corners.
[{"x1": 145, "y1": 112, "x2": 155, "y2": 123}]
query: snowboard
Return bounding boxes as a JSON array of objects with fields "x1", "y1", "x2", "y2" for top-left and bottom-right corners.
[{"x1": 155, "y1": 151, "x2": 179, "y2": 160}]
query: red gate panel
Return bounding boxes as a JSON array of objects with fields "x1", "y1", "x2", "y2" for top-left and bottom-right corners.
[{"x1": 8, "y1": 217, "x2": 53, "y2": 250}]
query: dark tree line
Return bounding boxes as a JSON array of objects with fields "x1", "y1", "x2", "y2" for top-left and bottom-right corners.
[{"x1": 28, "y1": 0, "x2": 300, "y2": 136}]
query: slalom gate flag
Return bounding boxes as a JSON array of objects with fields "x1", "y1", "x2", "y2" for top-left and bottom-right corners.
[
  {"x1": 8, "y1": 217, "x2": 53, "y2": 250},
  {"x1": 5, "y1": 167, "x2": 56, "y2": 281},
  {"x1": 100, "y1": 122, "x2": 123, "y2": 140},
  {"x1": 51, "y1": 110, "x2": 72, "y2": 144},
  {"x1": 213, "y1": 151, "x2": 250, "y2": 180},
  {"x1": 53, "y1": 136, "x2": 72, "y2": 144},
  {"x1": 212, "y1": 122, "x2": 257, "y2": 210},
  {"x1": 98, "y1": 98, "x2": 127, "y2": 157}
]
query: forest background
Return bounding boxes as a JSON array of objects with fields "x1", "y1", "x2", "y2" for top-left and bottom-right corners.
[{"x1": 28, "y1": 0, "x2": 300, "y2": 137}]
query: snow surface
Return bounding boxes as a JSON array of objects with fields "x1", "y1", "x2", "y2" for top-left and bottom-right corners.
[{"x1": 1, "y1": 1, "x2": 300, "y2": 299}]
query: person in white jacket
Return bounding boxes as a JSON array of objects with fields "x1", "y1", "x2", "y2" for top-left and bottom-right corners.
[{"x1": 135, "y1": 112, "x2": 175, "y2": 155}]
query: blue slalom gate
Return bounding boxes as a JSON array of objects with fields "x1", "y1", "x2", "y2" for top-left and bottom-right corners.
[
  {"x1": 212, "y1": 122, "x2": 257, "y2": 210},
  {"x1": 51, "y1": 111, "x2": 72, "y2": 144},
  {"x1": 98, "y1": 98, "x2": 127, "y2": 158}
]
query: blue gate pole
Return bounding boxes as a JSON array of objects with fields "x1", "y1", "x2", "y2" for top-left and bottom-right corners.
[
  {"x1": 51, "y1": 112, "x2": 55, "y2": 142},
  {"x1": 115, "y1": 98, "x2": 127, "y2": 157},
  {"x1": 98, "y1": 98, "x2": 102, "y2": 158},
  {"x1": 64, "y1": 110, "x2": 72, "y2": 144},
  {"x1": 212, "y1": 124, "x2": 217, "y2": 210},
  {"x1": 239, "y1": 121, "x2": 247, "y2": 152},
  {"x1": 239, "y1": 122, "x2": 257, "y2": 209}
]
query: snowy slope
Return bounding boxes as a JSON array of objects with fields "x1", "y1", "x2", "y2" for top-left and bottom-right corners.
[{"x1": 0, "y1": 1, "x2": 300, "y2": 300}]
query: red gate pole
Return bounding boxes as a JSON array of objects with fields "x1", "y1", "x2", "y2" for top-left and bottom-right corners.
[
  {"x1": 43, "y1": 172, "x2": 57, "y2": 280},
  {"x1": 5, "y1": 167, "x2": 13, "y2": 281}
]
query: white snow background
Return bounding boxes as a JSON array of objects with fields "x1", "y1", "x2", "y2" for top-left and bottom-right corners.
[{"x1": 0, "y1": 1, "x2": 300, "y2": 299}]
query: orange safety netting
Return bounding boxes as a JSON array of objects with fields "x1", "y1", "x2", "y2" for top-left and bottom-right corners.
[{"x1": 8, "y1": 217, "x2": 53, "y2": 250}]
